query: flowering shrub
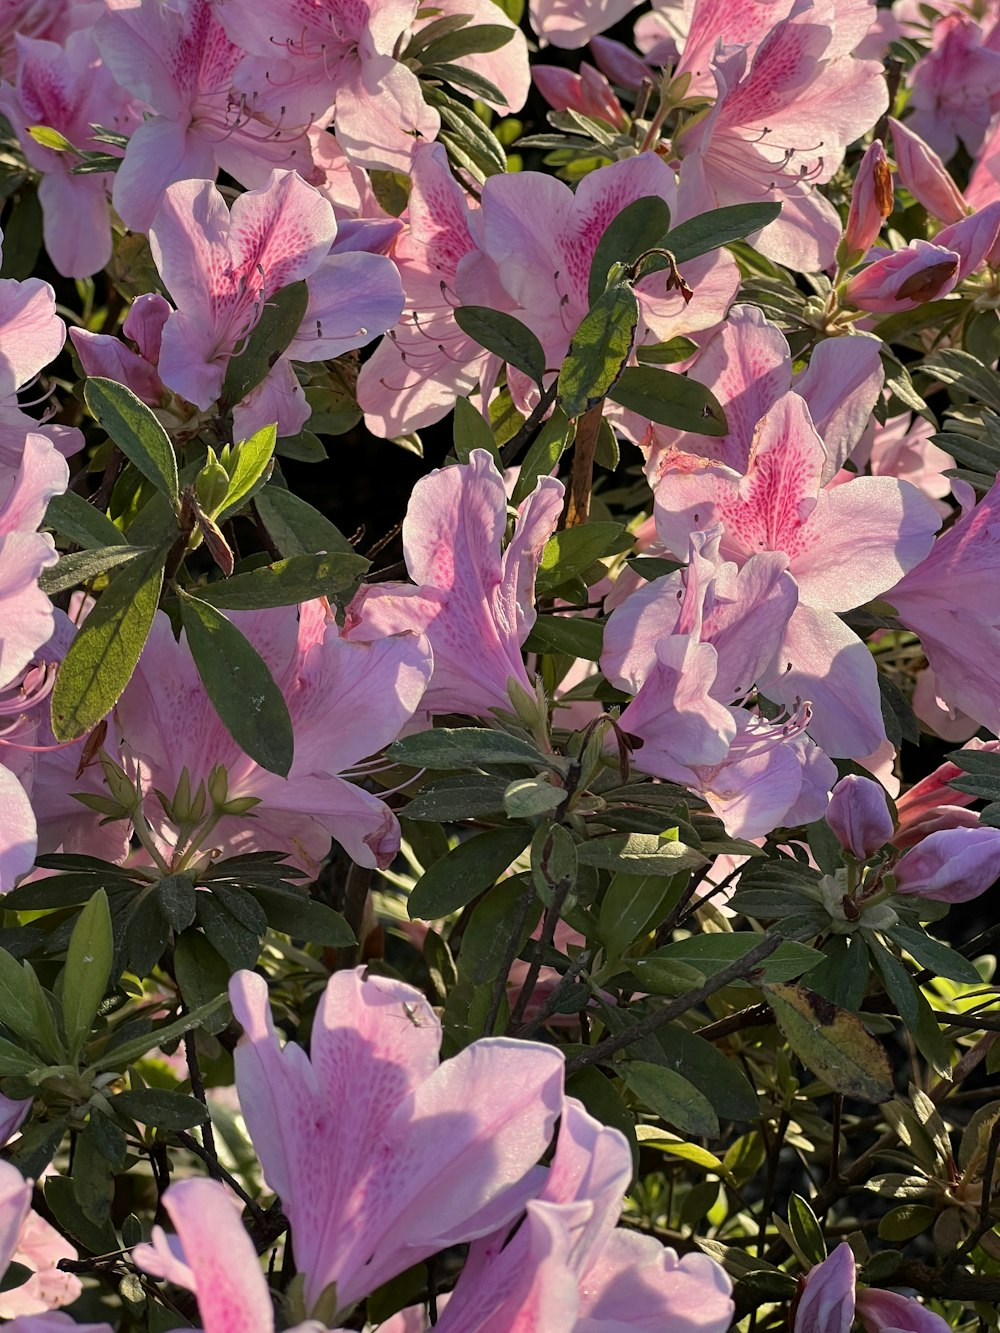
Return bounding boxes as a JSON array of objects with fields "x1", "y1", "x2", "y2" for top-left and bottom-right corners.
[{"x1": 0, "y1": 0, "x2": 999, "y2": 1328}]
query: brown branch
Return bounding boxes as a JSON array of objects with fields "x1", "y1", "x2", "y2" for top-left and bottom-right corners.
[{"x1": 562, "y1": 402, "x2": 604, "y2": 528}]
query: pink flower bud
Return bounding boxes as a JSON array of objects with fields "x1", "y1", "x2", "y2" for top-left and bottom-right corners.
[
  {"x1": 889, "y1": 117, "x2": 967, "y2": 224},
  {"x1": 826, "y1": 774, "x2": 893, "y2": 858},
  {"x1": 845, "y1": 239, "x2": 961, "y2": 311},
  {"x1": 793, "y1": 1244, "x2": 856, "y2": 1333},
  {"x1": 893, "y1": 826, "x2": 1000, "y2": 903},
  {"x1": 856, "y1": 1287, "x2": 952, "y2": 1332},
  {"x1": 845, "y1": 141, "x2": 894, "y2": 257}
]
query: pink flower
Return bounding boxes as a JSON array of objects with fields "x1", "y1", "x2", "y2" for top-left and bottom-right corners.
[
  {"x1": 96, "y1": 0, "x2": 324, "y2": 234},
  {"x1": 389, "y1": 1099, "x2": 734, "y2": 1331},
  {"x1": 893, "y1": 826, "x2": 1000, "y2": 903},
  {"x1": 674, "y1": 6, "x2": 888, "y2": 272},
  {"x1": 116, "y1": 602, "x2": 432, "y2": 872},
  {"x1": 845, "y1": 239, "x2": 962, "y2": 311},
  {"x1": 653, "y1": 392, "x2": 940, "y2": 755},
  {"x1": 70, "y1": 293, "x2": 171, "y2": 408},
  {"x1": 230, "y1": 966, "x2": 566, "y2": 1315},
  {"x1": 826, "y1": 774, "x2": 893, "y2": 859},
  {"x1": 906, "y1": 14, "x2": 1000, "y2": 160},
  {"x1": 215, "y1": 0, "x2": 440, "y2": 173},
  {"x1": 793, "y1": 1242, "x2": 856, "y2": 1333},
  {"x1": 890, "y1": 476, "x2": 1000, "y2": 735},
  {"x1": 357, "y1": 144, "x2": 490, "y2": 437},
  {"x1": 894, "y1": 739, "x2": 1000, "y2": 850},
  {"x1": 533, "y1": 61, "x2": 628, "y2": 129},
  {"x1": 135, "y1": 1177, "x2": 318, "y2": 1333},
  {"x1": 856, "y1": 1286, "x2": 953, "y2": 1332},
  {"x1": 347, "y1": 450, "x2": 563, "y2": 719},
  {"x1": 528, "y1": 0, "x2": 643, "y2": 49},
  {"x1": 0, "y1": 31, "x2": 137, "y2": 277},
  {"x1": 147, "y1": 171, "x2": 402, "y2": 431}
]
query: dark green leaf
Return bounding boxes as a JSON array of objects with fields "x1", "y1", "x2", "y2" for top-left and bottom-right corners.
[
  {"x1": 510, "y1": 408, "x2": 574, "y2": 504},
  {"x1": 389, "y1": 727, "x2": 551, "y2": 771},
  {"x1": 415, "y1": 22, "x2": 512, "y2": 63},
  {"x1": 93, "y1": 998, "x2": 229, "y2": 1071},
  {"x1": 403, "y1": 775, "x2": 510, "y2": 821},
  {"x1": 621, "y1": 1061, "x2": 720, "y2": 1138},
  {"x1": 458, "y1": 877, "x2": 540, "y2": 986},
  {"x1": 654, "y1": 1025, "x2": 759, "y2": 1121},
  {"x1": 173, "y1": 931, "x2": 232, "y2": 1034},
  {"x1": 870, "y1": 939, "x2": 950, "y2": 1076},
  {"x1": 557, "y1": 282, "x2": 637, "y2": 420},
  {"x1": 178, "y1": 591, "x2": 294, "y2": 777},
  {"x1": 254, "y1": 485, "x2": 355, "y2": 556},
  {"x1": 788, "y1": 1193, "x2": 827, "y2": 1265},
  {"x1": 454, "y1": 306, "x2": 545, "y2": 382},
  {"x1": 598, "y1": 872, "x2": 685, "y2": 962},
  {"x1": 275, "y1": 429, "x2": 325, "y2": 463},
  {"x1": 50, "y1": 542, "x2": 166, "y2": 743},
  {"x1": 608, "y1": 366, "x2": 727, "y2": 434},
  {"x1": 0, "y1": 949, "x2": 64, "y2": 1061},
  {"x1": 661, "y1": 203, "x2": 782, "y2": 264},
  {"x1": 430, "y1": 88, "x2": 507, "y2": 176},
  {"x1": 525, "y1": 614, "x2": 604, "y2": 660},
  {"x1": 889, "y1": 924, "x2": 983, "y2": 985},
  {"x1": 84, "y1": 378, "x2": 179, "y2": 506},
  {"x1": 62, "y1": 889, "x2": 113, "y2": 1060},
  {"x1": 44, "y1": 491, "x2": 127, "y2": 550},
  {"x1": 156, "y1": 874, "x2": 197, "y2": 932},
  {"x1": 588, "y1": 195, "x2": 672, "y2": 305},
  {"x1": 195, "y1": 552, "x2": 369, "y2": 609},
  {"x1": 453, "y1": 395, "x2": 500, "y2": 464},
  {"x1": 196, "y1": 893, "x2": 262, "y2": 970},
  {"x1": 423, "y1": 62, "x2": 508, "y2": 105},
  {"x1": 114, "y1": 1088, "x2": 210, "y2": 1131},
  {"x1": 221, "y1": 281, "x2": 309, "y2": 406},
  {"x1": 635, "y1": 336, "x2": 698, "y2": 365},
  {"x1": 642, "y1": 934, "x2": 823, "y2": 984},
  {"x1": 248, "y1": 886, "x2": 355, "y2": 947},
  {"x1": 39, "y1": 544, "x2": 147, "y2": 594},
  {"x1": 408, "y1": 827, "x2": 532, "y2": 919}
]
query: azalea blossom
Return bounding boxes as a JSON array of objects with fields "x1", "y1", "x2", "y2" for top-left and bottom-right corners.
[
  {"x1": 794, "y1": 1242, "x2": 950, "y2": 1332},
  {"x1": 147, "y1": 170, "x2": 403, "y2": 434},
  {"x1": 115, "y1": 601, "x2": 432, "y2": 872},
  {"x1": 347, "y1": 449, "x2": 563, "y2": 719},
  {"x1": 230, "y1": 965, "x2": 566, "y2": 1316}
]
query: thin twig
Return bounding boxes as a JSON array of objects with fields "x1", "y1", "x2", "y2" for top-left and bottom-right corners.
[
  {"x1": 507, "y1": 875, "x2": 575, "y2": 1032},
  {"x1": 565, "y1": 933, "x2": 783, "y2": 1075}
]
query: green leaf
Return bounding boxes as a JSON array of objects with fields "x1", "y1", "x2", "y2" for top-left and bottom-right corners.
[
  {"x1": 253, "y1": 485, "x2": 355, "y2": 556},
  {"x1": 39, "y1": 544, "x2": 148, "y2": 595},
  {"x1": 621, "y1": 1061, "x2": 720, "y2": 1138},
  {"x1": 62, "y1": 889, "x2": 114, "y2": 1060},
  {"x1": 458, "y1": 877, "x2": 540, "y2": 986},
  {"x1": 557, "y1": 281, "x2": 637, "y2": 420},
  {"x1": 511, "y1": 411, "x2": 575, "y2": 505},
  {"x1": 0, "y1": 949, "x2": 64, "y2": 1061},
  {"x1": 454, "y1": 306, "x2": 546, "y2": 382},
  {"x1": 870, "y1": 939, "x2": 950, "y2": 1076},
  {"x1": 598, "y1": 872, "x2": 684, "y2": 962},
  {"x1": 221, "y1": 281, "x2": 309, "y2": 406},
  {"x1": 661, "y1": 202, "x2": 782, "y2": 264},
  {"x1": 403, "y1": 775, "x2": 510, "y2": 822},
  {"x1": 588, "y1": 196, "x2": 672, "y2": 305},
  {"x1": 217, "y1": 424, "x2": 277, "y2": 520},
  {"x1": 93, "y1": 997, "x2": 229, "y2": 1070},
  {"x1": 195, "y1": 552, "x2": 369, "y2": 609},
  {"x1": 415, "y1": 21, "x2": 513, "y2": 63},
  {"x1": 408, "y1": 826, "x2": 532, "y2": 919},
  {"x1": 178, "y1": 590, "x2": 294, "y2": 777},
  {"x1": 788, "y1": 1193, "x2": 827, "y2": 1265},
  {"x1": 536, "y1": 521, "x2": 632, "y2": 595},
  {"x1": 0, "y1": 1036, "x2": 48, "y2": 1076},
  {"x1": 389, "y1": 727, "x2": 551, "y2": 771},
  {"x1": 504, "y1": 776, "x2": 564, "y2": 819},
  {"x1": 878, "y1": 1204, "x2": 936, "y2": 1242},
  {"x1": 654, "y1": 1025, "x2": 759, "y2": 1121},
  {"x1": 608, "y1": 366, "x2": 727, "y2": 434},
  {"x1": 423, "y1": 62, "x2": 508, "y2": 106},
  {"x1": 44, "y1": 490, "x2": 126, "y2": 550},
  {"x1": 50, "y1": 543, "x2": 166, "y2": 742},
  {"x1": 248, "y1": 886, "x2": 356, "y2": 947},
  {"x1": 429, "y1": 87, "x2": 507, "y2": 177},
  {"x1": 578, "y1": 833, "x2": 706, "y2": 876},
  {"x1": 642, "y1": 934, "x2": 824, "y2": 984},
  {"x1": 889, "y1": 924, "x2": 983, "y2": 985},
  {"x1": 525, "y1": 614, "x2": 604, "y2": 660},
  {"x1": 156, "y1": 874, "x2": 197, "y2": 932},
  {"x1": 173, "y1": 931, "x2": 232, "y2": 1034},
  {"x1": 276, "y1": 429, "x2": 325, "y2": 463},
  {"x1": 453, "y1": 394, "x2": 500, "y2": 464},
  {"x1": 114, "y1": 1088, "x2": 211, "y2": 1131},
  {"x1": 764, "y1": 983, "x2": 894, "y2": 1102},
  {"x1": 84, "y1": 378, "x2": 179, "y2": 507},
  {"x1": 635, "y1": 336, "x2": 698, "y2": 365}
]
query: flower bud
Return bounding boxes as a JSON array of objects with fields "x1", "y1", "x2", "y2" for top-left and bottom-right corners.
[
  {"x1": 888, "y1": 117, "x2": 967, "y2": 224},
  {"x1": 793, "y1": 1243, "x2": 856, "y2": 1333},
  {"x1": 856, "y1": 1287, "x2": 952, "y2": 1333},
  {"x1": 844, "y1": 140, "x2": 893, "y2": 259},
  {"x1": 844, "y1": 240, "x2": 960, "y2": 312},
  {"x1": 825, "y1": 775, "x2": 893, "y2": 859},
  {"x1": 893, "y1": 825, "x2": 1000, "y2": 903}
]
